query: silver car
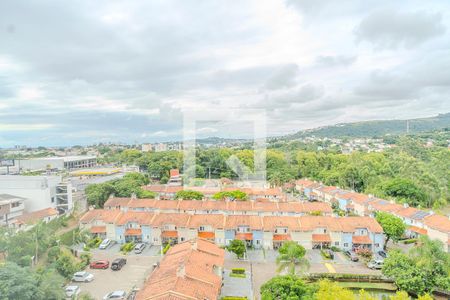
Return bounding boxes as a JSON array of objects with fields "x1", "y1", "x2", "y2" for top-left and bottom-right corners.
[
  {"x1": 367, "y1": 259, "x2": 384, "y2": 269},
  {"x1": 65, "y1": 285, "x2": 80, "y2": 298},
  {"x1": 134, "y1": 243, "x2": 146, "y2": 254},
  {"x1": 72, "y1": 271, "x2": 94, "y2": 282},
  {"x1": 103, "y1": 291, "x2": 127, "y2": 300},
  {"x1": 99, "y1": 239, "x2": 112, "y2": 249}
]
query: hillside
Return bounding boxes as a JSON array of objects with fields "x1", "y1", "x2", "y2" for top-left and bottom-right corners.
[{"x1": 288, "y1": 113, "x2": 450, "y2": 139}]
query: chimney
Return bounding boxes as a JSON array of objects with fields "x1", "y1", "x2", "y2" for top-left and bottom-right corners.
[
  {"x1": 131, "y1": 193, "x2": 137, "y2": 200},
  {"x1": 176, "y1": 263, "x2": 186, "y2": 278}
]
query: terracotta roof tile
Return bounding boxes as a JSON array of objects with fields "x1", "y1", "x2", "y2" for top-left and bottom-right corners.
[{"x1": 14, "y1": 207, "x2": 58, "y2": 225}]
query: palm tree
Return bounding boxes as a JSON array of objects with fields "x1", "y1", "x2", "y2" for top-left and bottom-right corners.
[{"x1": 276, "y1": 241, "x2": 310, "y2": 275}]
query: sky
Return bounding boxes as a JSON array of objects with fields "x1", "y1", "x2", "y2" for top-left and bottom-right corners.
[{"x1": 1, "y1": 0, "x2": 450, "y2": 147}]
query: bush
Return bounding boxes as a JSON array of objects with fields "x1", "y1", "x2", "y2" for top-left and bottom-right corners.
[
  {"x1": 86, "y1": 237, "x2": 102, "y2": 248},
  {"x1": 231, "y1": 268, "x2": 245, "y2": 274},
  {"x1": 320, "y1": 249, "x2": 332, "y2": 259},
  {"x1": 120, "y1": 242, "x2": 135, "y2": 254},
  {"x1": 330, "y1": 246, "x2": 340, "y2": 252},
  {"x1": 79, "y1": 253, "x2": 92, "y2": 268},
  {"x1": 162, "y1": 243, "x2": 171, "y2": 255},
  {"x1": 402, "y1": 238, "x2": 417, "y2": 244},
  {"x1": 355, "y1": 248, "x2": 372, "y2": 260},
  {"x1": 230, "y1": 273, "x2": 246, "y2": 278}
]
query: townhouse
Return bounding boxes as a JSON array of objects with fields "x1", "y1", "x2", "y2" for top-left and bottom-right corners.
[
  {"x1": 423, "y1": 214, "x2": 450, "y2": 252},
  {"x1": 136, "y1": 239, "x2": 225, "y2": 300},
  {"x1": 103, "y1": 197, "x2": 333, "y2": 216},
  {"x1": 80, "y1": 210, "x2": 384, "y2": 251}
]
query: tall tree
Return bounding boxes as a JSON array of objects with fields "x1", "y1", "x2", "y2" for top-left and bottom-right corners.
[
  {"x1": 276, "y1": 241, "x2": 309, "y2": 275},
  {"x1": 375, "y1": 212, "x2": 406, "y2": 248}
]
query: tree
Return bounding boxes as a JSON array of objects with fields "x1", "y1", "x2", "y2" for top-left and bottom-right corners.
[
  {"x1": 260, "y1": 275, "x2": 315, "y2": 300},
  {"x1": 381, "y1": 178, "x2": 427, "y2": 207},
  {"x1": 388, "y1": 291, "x2": 410, "y2": 300},
  {"x1": 212, "y1": 190, "x2": 248, "y2": 201},
  {"x1": 314, "y1": 280, "x2": 355, "y2": 300},
  {"x1": 175, "y1": 190, "x2": 204, "y2": 200},
  {"x1": 375, "y1": 212, "x2": 406, "y2": 248},
  {"x1": 0, "y1": 263, "x2": 39, "y2": 300},
  {"x1": 226, "y1": 239, "x2": 246, "y2": 259},
  {"x1": 382, "y1": 237, "x2": 450, "y2": 295},
  {"x1": 55, "y1": 250, "x2": 80, "y2": 279},
  {"x1": 33, "y1": 268, "x2": 65, "y2": 300},
  {"x1": 276, "y1": 241, "x2": 309, "y2": 275}
]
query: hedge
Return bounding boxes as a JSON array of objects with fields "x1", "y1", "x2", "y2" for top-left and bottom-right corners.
[
  {"x1": 231, "y1": 268, "x2": 245, "y2": 274},
  {"x1": 230, "y1": 273, "x2": 246, "y2": 278},
  {"x1": 162, "y1": 243, "x2": 171, "y2": 254}
]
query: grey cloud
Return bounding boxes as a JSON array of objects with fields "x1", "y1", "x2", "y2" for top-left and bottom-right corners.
[
  {"x1": 355, "y1": 9, "x2": 446, "y2": 49},
  {"x1": 315, "y1": 55, "x2": 357, "y2": 67},
  {"x1": 263, "y1": 64, "x2": 299, "y2": 90}
]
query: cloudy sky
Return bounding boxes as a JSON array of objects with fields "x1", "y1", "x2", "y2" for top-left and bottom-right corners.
[{"x1": 1, "y1": 0, "x2": 450, "y2": 147}]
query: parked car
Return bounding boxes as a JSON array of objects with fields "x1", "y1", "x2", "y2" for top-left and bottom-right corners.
[
  {"x1": 344, "y1": 250, "x2": 359, "y2": 262},
  {"x1": 72, "y1": 271, "x2": 94, "y2": 282},
  {"x1": 134, "y1": 243, "x2": 146, "y2": 254},
  {"x1": 65, "y1": 285, "x2": 80, "y2": 298},
  {"x1": 90, "y1": 260, "x2": 110, "y2": 269},
  {"x1": 99, "y1": 239, "x2": 112, "y2": 250},
  {"x1": 367, "y1": 259, "x2": 384, "y2": 269},
  {"x1": 103, "y1": 290, "x2": 127, "y2": 300},
  {"x1": 378, "y1": 250, "x2": 388, "y2": 258},
  {"x1": 326, "y1": 249, "x2": 334, "y2": 259},
  {"x1": 111, "y1": 258, "x2": 127, "y2": 271}
]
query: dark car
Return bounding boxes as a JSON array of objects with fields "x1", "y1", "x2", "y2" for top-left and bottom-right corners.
[
  {"x1": 111, "y1": 258, "x2": 127, "y2": 271},
  {"x1": 344, "y1": 251, "x2": 359, "y2": 262},
  {"x1": 90, "y1": 260, "x2": 110, "y2": 269},
  {"x1": 326, "y1": 249, "x2": 334, "y2": 259},
  {"x1": 378, "y1": 250, "x2": 388, "y2": 258}
]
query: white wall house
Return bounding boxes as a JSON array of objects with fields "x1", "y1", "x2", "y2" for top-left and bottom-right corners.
[{"x1": 0, "y1": 175, "x2": 73, "y2": 214}]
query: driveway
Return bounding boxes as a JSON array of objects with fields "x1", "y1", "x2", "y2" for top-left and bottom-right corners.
[
  {"x1": 220, "y1": 269, "x2": 253, "y2": 299},
  {"x1": 75, "y1": 246, "x2": 161, "y2": 299}
]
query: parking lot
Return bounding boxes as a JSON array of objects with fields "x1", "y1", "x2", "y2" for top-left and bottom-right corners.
[
  {"x1": 225, "y1": 249, "x2": 381, "y2": 299},
  {"x1": 74, "y1": 244, "x2": 162, "y2": 299}
]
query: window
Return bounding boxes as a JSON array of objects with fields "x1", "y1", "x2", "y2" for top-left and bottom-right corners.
[
  {"x1": 153, "y1": 237, "x2": 158, "y2": 242},
  {"x1": 51, "y1": 197, "x2": 55, "y2": 203},
  {"x1": 335, "y1": 242, "x2": 339, "y2": 246},
  {"x1": 199, "y1": 226, "x2": 205, "y2": 231},
  {"x1": 180, "y1": 237, "x2": 185, "y2": 242},
  {"x1": 344, "y1": 243, "x2": 348, "y2": 247},
  {"x1": 11, "y1": 202, "x2": 20, "y2": 208},
  {"x1": 256, "y1": 240, "x2": 260, "y2": 244},
  {"x1": 375, "y1": 243, "x2": 379, "y2": 247}
]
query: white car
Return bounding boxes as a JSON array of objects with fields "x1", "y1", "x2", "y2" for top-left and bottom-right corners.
[
  {"x1": 367, "y1": 259, "x2": 384, "y2": 270},
  {"x1": 65, "y1": 285, "x2": 80, "y2": 298},
  {"x1": 72, "y1": 271, "x2": 94, "y2": 282},
  {"x1": 99, "y1": 239, "x2": 112, "y2": 249},
  {"x1": 103, "y1": 290, "x2": 127, "y2": 300}
]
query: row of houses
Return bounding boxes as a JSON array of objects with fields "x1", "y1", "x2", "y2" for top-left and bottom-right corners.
[
  {"x1": 80, "y1": 209, "x2": 385, "y2": 252},
  {"x1": 136, "y1": 239, "x2": 225, "y2": 300},
  {"x1": 102, "y1": 196, "x2": 332, "y2": 216},
  {"x1": 143, "y1": 184, "x2": 286, "y2": 201},
  {"x1": 296, "y1": 179, "x2": 450, "y2": 252}
]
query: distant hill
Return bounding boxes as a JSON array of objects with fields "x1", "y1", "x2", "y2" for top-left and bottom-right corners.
[{"x1": 288, "y1": 113, "x2": 450, "y2": 139}]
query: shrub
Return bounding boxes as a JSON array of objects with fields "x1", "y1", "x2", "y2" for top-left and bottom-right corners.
[
  {"x1": 320, "y1": 249, "x2": 332, "y2": 259},
  {"x1": 403, "y1": 238, "x2": 417, "y2": 244},
  {"x1": 330, "y1": 246, "x2": 340, "y2": 252},
  {"x1": 86, "y1": 237, "x2": 102, "y2": 248},
  {"x1": 230, "y1": 273, "x2": 246, "y2": 278},
  {"x1": 231, "y1": 268, "x2": 245, "y2": 274},
  {"x1": 120, "y1": 242, "x2": 135, "y2": 254},
  {"x1": 355, "y1": 248, "x2": 372, "y2": 259},
  {"x1": 162, "y1": 243, "x2": 171, "y2": 255}
]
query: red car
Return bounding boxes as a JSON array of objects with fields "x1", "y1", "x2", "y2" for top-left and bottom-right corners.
[{"x1": 89, "y1": 260, "x2": 110, "y2": 269}]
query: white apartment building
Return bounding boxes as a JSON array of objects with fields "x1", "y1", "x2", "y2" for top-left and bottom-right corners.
[
  {"x1": 0, "y1": 175, "x2": 73, "y2": 214},
  {"x1": 0, "y1": 194, "x2": 25, "y2": 226}
]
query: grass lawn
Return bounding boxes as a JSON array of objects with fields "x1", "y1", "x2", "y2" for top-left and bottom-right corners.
[{"x1": 337, "y1": 282, "x2": 397, "y2": 291}]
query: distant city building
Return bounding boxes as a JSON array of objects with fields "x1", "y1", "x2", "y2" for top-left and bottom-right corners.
[
  {"x1": 0, "y1": 194, "x2": 25, "y2": 226},
  {"x1": 154, "y1": 143, "x2": 167, "y2": 152},
  {"x1": 18, "y1": 156, "x2": 97, "y2": 171},
  {"x1": 141, "y1": 143, "x2": 153, "y2": 152},
  {"x1": 0, "y1": 175, "x2": 73, "y2": 214}
]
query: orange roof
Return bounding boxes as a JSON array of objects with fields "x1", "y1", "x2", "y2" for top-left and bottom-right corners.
[
  {"x1": 352, "y1": 235, "x2": 372, "y2": 244},
  {"x1": 198, "y1": 232, "x2": 215, "y2": 239},
  {"x1": 136, "y1": 239, "x2": 224, "y2": 300},
  {"x1": 312, "y1": 234, "x2": 331, "y2": 243},
  {"x1": 104, "y1": 197, "x2": 131, "y2": 208},
  {"x1": 339, "y1": 216, "x2": 383, "y2": 233},
  {"x1": 169, "y1": 169, "x2": 180, "y2": 177},
  {"x1": 188, "y1": 214, "x2": 225, "y2": 229},
  {"x1": 296, "y1": 179, "x2": 316, "y2": 187},
  {"x1": 369, "y1": 199, "x2": 403, "y2": 213},
  {"x1": 155, "y1": 200, "x2": 180, "y2": 210},
  {"x1": 263, "y1": 216, "x2": 300, "y2": 231},
  {"x1": 273, "y1": 234, "x2": 291, "y2": 241},
  {"x1": 116, "y1": 211, "x2": 155, "y2": 225},
  {"x1": 90, "y1": 226, "x2": 106, "y2": 234},
  {"x1": 152, "y1": 213, "x2": 191, "y2": 227},
  {"x1": 161, "y1": 231, "x2": 178, "y2": 238},
  {"x1": 298, "y1": 216, "x2": 342, "y2": 231},
  {"x1": 424, "y1": 214, "x2": 450, "y2": 233},
  {"x1": 127, "y1": 199, "x2": 157, "y2": 208},
  {"x1": 225, "y1": 215, "x2": 263, "y2": 230},
  {"x1": 125, "y1": 228, "x2": 142, "y2": 236},
  {"x1": 14, "y1": 207, "x2": 58, "y2": 225},
  {"x1": 235, "y1": 233, "x2": 253, "y2": 240},
  {"x1": 79, "y1": 209, "x2": 122, "y2": 224},
  {"x1": 408, "y1": 226, "x2": 427, "y2": 235}
]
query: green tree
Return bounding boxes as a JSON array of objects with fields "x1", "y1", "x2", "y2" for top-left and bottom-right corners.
[
  {"x1": 0, "y1": 263, "x2": 39, "y2": 300},
  {"x1": 260, "y1": 275, "x2": 315, "y2": 300},
  {"x1": 33, "y1": 268, "x2": 65, "y2": 300},
  {"x1": 381, "y1": 178, "x2": 427, "y2": 207},
  {"x1": 212, "y1": 190, "x2": 248, "y2": 201},
  {"x1": 276, "y1": 241, "x2": 309, "y2": 275},
  {"x1": 55, "y1": 250, "x2": 79, "y2": 279},
  {"x1": 226, "y1": 239, "x2": 246, "y2": 259},
  {"x1": 175, "y1": 190, "x2": 204, "y2": 200},
  {"x1": 375, "y1": 212, "x2": 406, "y2": 248},
  {"x1": 314, "y1": 280, "x2": 355, "y2": 300}
]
